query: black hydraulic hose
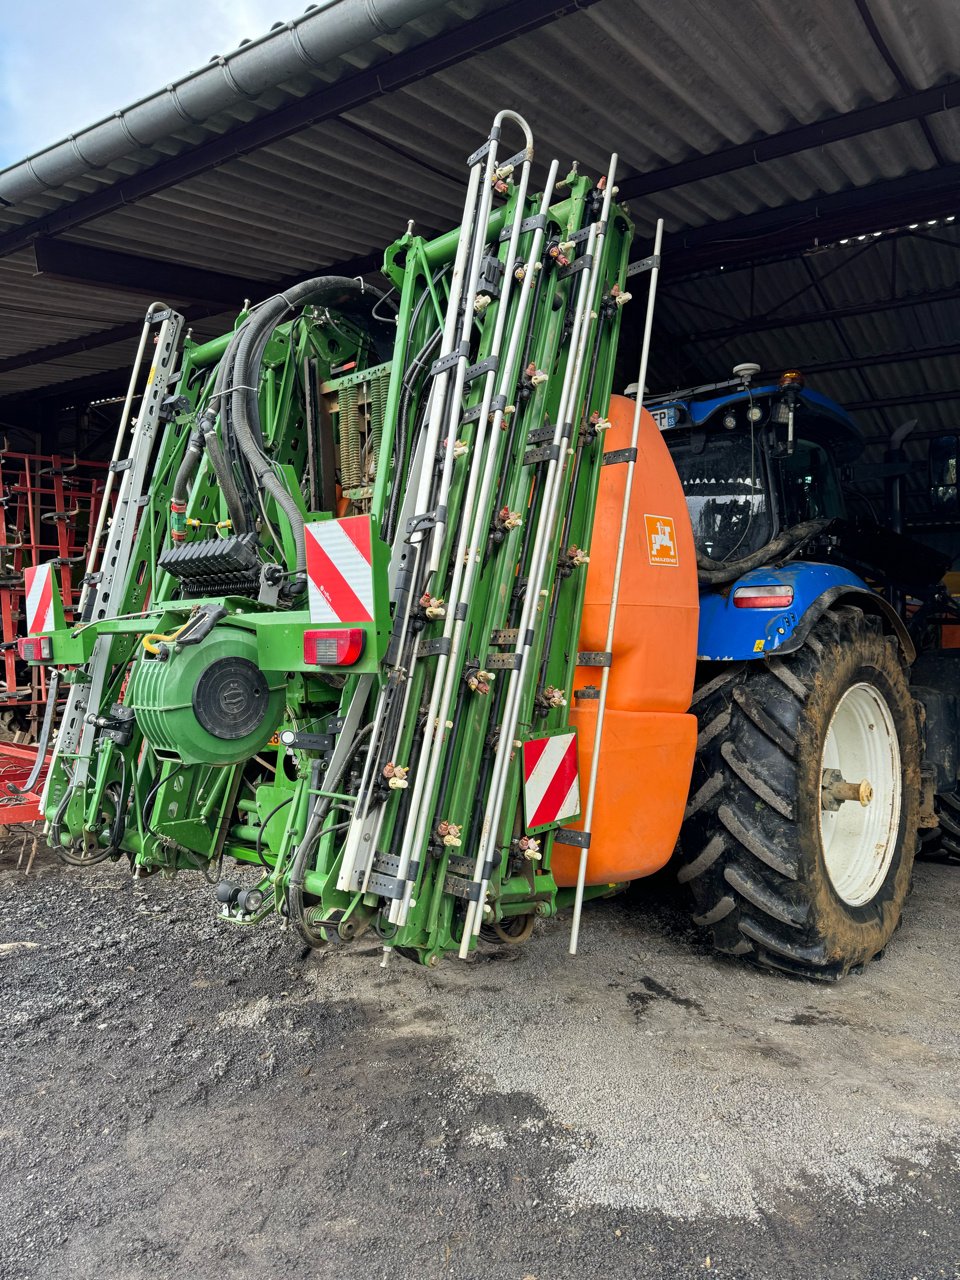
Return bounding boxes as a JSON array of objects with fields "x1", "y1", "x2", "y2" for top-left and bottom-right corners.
[
  {"x1": 171, "y1": 429, "x2": 204, "y2": 511},
  {"x1": 202, "y1": 423, "x2": 247, "y2": 535},
  {"x1": 7, "y1": 669, "x2": 59, "y2": 795},
  {"x1": 696, "y1": 518, "x2": 831, "y2": 585},
  {"x1": 202, "y1": 328, "x2": 256, "y2": 533},
  {"x1": 143, "y1": 762, "x2": 186, "y2": 843},
  {"x1": 464, "y1": 676, "x2": 507, "y2": 856},
  {"x1": 386, "y1": 327, "x2": 443, "y2": 544},
  {"x1": 287, "y1": 724, "x2": 373, "y2": 947},
  {"x1": 230, "y1": 277, "x2": 387, "y2": 581},
  {"x1": 255, "y1": 794, "x2": 293, "y2": 869},
  {"x1": 383, "y1": 267, "x2": 448, "y2": 542},
  {"x1": 537, "y1": 313, "x2": 610, "y2": 688},
  {"x1": 215, "y1": 327, "x2": 262, "y2": 534},
  {"x1": 431, "y1": 683, "x2": 468, "y2": 820},
  {"x1": 509, "y1": 466, "x2": 544, "y2": 626}
]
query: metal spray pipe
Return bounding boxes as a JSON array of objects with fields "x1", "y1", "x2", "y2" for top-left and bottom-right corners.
[
  {"x1": 460, "y1": 158, "x2": 620, "y2": 954},
  {"x1": 568, "y1": 218, "x2": 664, "y2": 955}
]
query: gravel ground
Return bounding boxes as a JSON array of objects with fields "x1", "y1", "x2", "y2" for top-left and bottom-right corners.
[{"x1": 2, "y1": 846, "x2": 959, "y2": 1280}]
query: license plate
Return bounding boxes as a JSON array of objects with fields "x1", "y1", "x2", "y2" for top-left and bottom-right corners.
[{"x1": 649, "y1": 406, "x2": 677, "y2": 431}]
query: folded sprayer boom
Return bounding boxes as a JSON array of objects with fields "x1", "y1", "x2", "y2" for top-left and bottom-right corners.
[{"x1": 30, "y1": 114, "x2": 664, "y2": 964}]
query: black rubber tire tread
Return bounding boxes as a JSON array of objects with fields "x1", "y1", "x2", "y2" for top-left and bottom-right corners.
[
  {"x1": 678, "y1": 606, "x2": 920, "y2": 980},
  {"x1": 918, "y1": 791, "x2": 960, "y2": 865}
]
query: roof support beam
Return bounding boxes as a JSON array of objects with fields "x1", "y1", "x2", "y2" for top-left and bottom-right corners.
[
  {"x1": 0, "y1": 249, "x2": 382, "y2": 377},
  {"x1": 0, "y1": 0, "x2": 597, "y2": 263},
  {"x1": 0, "y1": 319, "x2": 152, "y2": 378},
  {"x1": 619, "y1": 80, "x2": 960, "y2": 200},
  {"x1": 661, "y1": 163, "x2": 960, "y2": 279},
  {"x1": 0, "y1": 368, "x2": 138, "y2": 404},
  {"x1": 33, "y1": 238, "x2": 260, "y2": 308},
  {"x1": 846, "y1": 388, "x2": 960, "y2": 411},
  {"x1": 663, "y1": 282, "x2": 960, "y2": 343},
  {"x1": 794, "y1": 341, "x2": 960, "y2": 377}
]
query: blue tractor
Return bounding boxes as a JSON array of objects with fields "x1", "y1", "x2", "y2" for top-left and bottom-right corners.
[{"x1": 652, "y1": 366, "x2": 950, "y2": 980}]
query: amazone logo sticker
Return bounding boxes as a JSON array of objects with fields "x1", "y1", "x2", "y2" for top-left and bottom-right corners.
[{"x1": 644, "y1": 514, "x2": 678, "y2": 567}]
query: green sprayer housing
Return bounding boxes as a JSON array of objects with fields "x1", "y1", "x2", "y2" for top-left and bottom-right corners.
[{"x1": 27, "y1": 113, "x2": 679, "y2": 963}]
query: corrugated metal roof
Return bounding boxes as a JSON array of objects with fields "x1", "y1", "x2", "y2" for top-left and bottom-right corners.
[{"x1": 2, "y1": 0, "x2": 960, "y2": 492}]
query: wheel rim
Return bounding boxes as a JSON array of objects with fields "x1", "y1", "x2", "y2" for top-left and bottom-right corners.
[{"x1": 819, "y1": 681, "x2": 901, "y2": 907}]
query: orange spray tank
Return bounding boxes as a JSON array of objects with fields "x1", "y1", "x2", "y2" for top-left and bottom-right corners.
[{"x1": 551, "y1": 394, "x2": 699, "y2": 889}]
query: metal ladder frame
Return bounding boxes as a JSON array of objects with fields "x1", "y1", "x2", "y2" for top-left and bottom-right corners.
[{"x1": 44, "y1": 303, "x2": 185, "y2": 801}]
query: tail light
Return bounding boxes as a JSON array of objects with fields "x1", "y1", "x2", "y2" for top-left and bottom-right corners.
[
  {"x1": 303, "y1": 627, "x2": 365, "y2": 666},
  {"x1": 19, "y1": 636, "x2": 53, "y2": 661},
  {"x1": 733, "y1": 585, "x2": 795, "y2": 609}
]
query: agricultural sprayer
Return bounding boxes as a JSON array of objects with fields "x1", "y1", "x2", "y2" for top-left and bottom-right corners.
[
  {"x1": 21, "y1": 115, "x2": 700, "y2": 966},
  {"x1": 23, "y1": 112, "x2": 952, "y2": 980}
]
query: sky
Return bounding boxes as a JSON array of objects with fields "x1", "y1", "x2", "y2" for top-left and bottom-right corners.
[{"x1": 0, "y1": 0, "x2": 292, "y2": 168}]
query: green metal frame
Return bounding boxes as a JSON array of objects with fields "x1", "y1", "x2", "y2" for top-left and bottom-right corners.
[{"x1": 32, "y1": 152, "x2": 635, "y2": 963}]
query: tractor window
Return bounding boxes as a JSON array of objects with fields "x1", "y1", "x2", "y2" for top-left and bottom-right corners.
[
  {"x1": 669, "y1": 431, "x2": 773, "y2": 562},
  {"x1": 777, "y1": 439, "x2": 846, "y2": 525}
]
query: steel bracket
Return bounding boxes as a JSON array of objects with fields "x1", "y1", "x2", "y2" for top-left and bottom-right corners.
[
  {"x1": 626, "y1": 253, "x2": 661, "y2": 277},
  {"x1": 282, "y1": 731, "x2": 333, "y2": 751},
  {"x1": 569, "y1": 221, "x2": 604, "y2": 245},
  {"x1": 577, "y1": 650, "x2": 612, "y2": 667},
  {"x1": 486, "y1": 652, "x2": 522, "y2": 670},
  {"x1": 467, "y1": 136, "x2": 494, "y2": 165},
  {"x1": 465, "y1": 354, "x2": 498, "y2": 383},
  {"x1": 558, "y1": 255, "x2": 593, "y2": 280},
  {"x1": 499, "y1": 212, "x2": 548, "y2": 241},
  {"x1": 602, "y1": 447, "x2": 638, "y2": 466},
  {"x1": 418, "y1": 636, "x2": 452, "y2": 658},
  {"x1": 443, "y1": 874, "x2": 483, "y2": 902},
  {"x1": 430, "y1": 340, "x2": 471, "y2": 377},
  {"x1": 524, "y1": 443, "x2": 560, "y2": 466},
  {"x1": 553, "y1": 827, "x2": 591, "y2": 848}
]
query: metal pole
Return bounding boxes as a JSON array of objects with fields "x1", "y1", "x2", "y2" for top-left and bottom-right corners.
[
  {"x1": 568, "y1": 218, "x2": 664, "y2": 955},
  {"x1": 460, "y1": 157, "x2": 620, "y2": 955},
  {"x1": 393, "y1": 156, "x2": 557, "y2": 927}
]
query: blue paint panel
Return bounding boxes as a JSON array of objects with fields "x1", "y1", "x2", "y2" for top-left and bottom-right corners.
[
  {"x1": 655, "y1": 386, "x2": 862, "y2": 461},
  {"x1": 697, "y1": 562, "x2": 870, "y2": 660}
]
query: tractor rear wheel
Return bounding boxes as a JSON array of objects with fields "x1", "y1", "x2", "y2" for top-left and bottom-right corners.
[{"x1": 678, "y1": 605, "x2": 920, "y2": 979}]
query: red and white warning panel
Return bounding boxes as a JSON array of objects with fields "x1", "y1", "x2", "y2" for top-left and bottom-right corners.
[
  {"x1": 304, "y1": 516, "x2": 374, "y2": 624},
  {"x1": 522, "y1": 731, "x2": 581, "y2": 833},
  {"x1": 25, "y1": 564, "x2": 56, "y2": 634}
]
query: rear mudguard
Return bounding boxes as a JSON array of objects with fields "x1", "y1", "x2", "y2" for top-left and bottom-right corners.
[{"x1": 697, "y1": 561, "x2": 915, "y2": 663}]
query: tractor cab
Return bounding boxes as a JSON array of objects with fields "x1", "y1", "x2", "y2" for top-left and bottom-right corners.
[{"x1": 649, "y1": 369, "x2": 861, "y2": 569}]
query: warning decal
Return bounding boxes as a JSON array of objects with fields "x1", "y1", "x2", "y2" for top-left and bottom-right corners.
[
  {"x1": 643, "y1": 513, "x2": 678, "y2": 567},
  {"x1": 522, "y1": 731, "x2": 581, "y2": 831},
  {"x1": 305, "y1": 516, "x2": 374, "y2": 624},
  {"x1": 24, "y1": 564, "x2": 55, "y2": 634}
]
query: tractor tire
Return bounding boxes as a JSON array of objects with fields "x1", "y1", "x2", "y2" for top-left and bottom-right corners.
[{"x1": 678, "y1": 605, "x2": 920, "y2": 980}]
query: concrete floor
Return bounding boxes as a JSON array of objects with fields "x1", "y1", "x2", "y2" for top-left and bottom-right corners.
[{"x1": 2, "y1": 846, "x2": 958, "y2": 1279}]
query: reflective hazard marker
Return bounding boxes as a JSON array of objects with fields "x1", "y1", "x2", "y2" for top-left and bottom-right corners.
[
  {"x1": 304, "y1": 516, "x2": 374, "y2": 624},
  {"x1": 24, "y1": 564, "x2": 55, "y2": 634},
  {"x1": 522, "y1": 731, "x2": 581, "y2": 831}
]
